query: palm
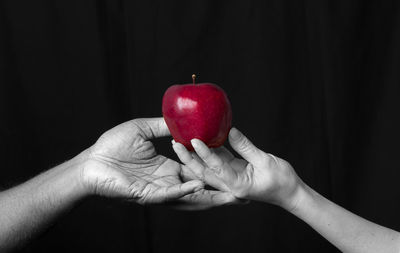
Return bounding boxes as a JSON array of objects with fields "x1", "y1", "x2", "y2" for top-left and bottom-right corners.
[
  {"x1": 212, "y1": 147, "x2": 277, "y2": 199},
  {"x1": 83, "y1": 118, "x2": 237, "y2": 208},
  {"x1": 174, "y1": 136, "x2": 299, "y2": 205}
]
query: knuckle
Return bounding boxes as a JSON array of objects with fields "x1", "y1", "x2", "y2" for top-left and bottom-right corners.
[
  {"x1": 131, "y1": 118, "x2": 148, "y2": 132},
  {"x1": 131, "y1": 118, "x2": 141, "y2": 128},
  {"x1": 261, "y1": 154, "x2": 276, "y2": 167},
  {"x1": 209, "y1": 166, "x2": 223, "y2": 176},
  {"x1": 237, "y1": 137, "x2": 254, "y2": 154},
  {"x1": 237, "y1": 135, "x2": 248, "y2": 147},
  {"x1": 238, "y1": 141, "x2": 248, "y2": 151},
  {"x1": 130, "y1": 119, "x2": 144, "y2": 134},
  {"x1": 265, "y1": 153, "x2": 288, "y2": 169}
]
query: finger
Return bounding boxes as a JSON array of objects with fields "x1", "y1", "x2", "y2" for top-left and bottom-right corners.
[
  {"x1": 191, "y1": 152, "x2": 207, "y2": 167},
  {"x1": 180, "y1": 166, "x2": 198, "y2": 182},
  {"x1": 190, "y1": 139, "x2": 224, "y2": 169},
  {"x1": 172, "y1": 140, "x2": 192, "y2": 163},
  {"x1": 228, "y1": 127, "x2": 261, "y2": 164},
  {"x1": 172, "y1": 141, "x2": 205, "y2": 179},
  {"x1": 132, "y1": 117, "x2": 170, "y2": 139},
  {"x1": 153, "y1": 180, "x2": 204, "y2": 203},
  {"x1": 180, "y1": 153, "x2": 231, "y2": 192},
  {"x1": 214, "y1": 146, "x2": 235, "y2": 162},
  {"x1": 190, "y1": 139, "x2": 235, "y2": 189},
  {"x1": 182, "y1": 165, "x2": 231, "y2": 192},
  {"x1": 173, "y1": 190, "x2": 242, "y2": 210},
  {"x1": 230, "y1": 158, "x2": 249, "y2": 173}
]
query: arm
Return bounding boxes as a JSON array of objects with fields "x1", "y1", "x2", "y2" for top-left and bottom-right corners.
[
  {"x1": 0, "y1": 151, "x2": 88, "y2": 252},
  {"x1": 173, "y1": 127, "x2": 400, "y2": 253},
  {"x1": 0, "y1": 117, "x2": 236, "y2": 252},
  {"x1": 289, "y1": 182, "x2": 400, "y2": 253}
]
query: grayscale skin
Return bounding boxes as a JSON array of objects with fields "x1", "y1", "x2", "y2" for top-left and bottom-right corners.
[
  {"x1": 0, "y1": 117, "x2": 239, "y2": 252},
  {"x1": 173, "y1": 127, "x2": 400, "y2": 253}
]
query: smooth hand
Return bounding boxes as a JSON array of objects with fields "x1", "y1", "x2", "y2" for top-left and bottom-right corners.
[
  {"x1": 172, "y1": 127, "x2": 303, "y2": 210},
  {"x1": 81, "y1": 118, "x2": 237, "y2": 209}
]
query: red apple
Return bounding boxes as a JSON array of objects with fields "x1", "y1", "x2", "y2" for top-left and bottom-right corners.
[{"x1": 162, "y1": 80, "x2": 232, "y2": 151}]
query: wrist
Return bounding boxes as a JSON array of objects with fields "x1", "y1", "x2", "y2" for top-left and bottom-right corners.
[
  {"x1": 282, "y1": 180, "x2": 316, "y2": 216},
  {"x1": 40, "y1": 149, "x2": 93, "y2": 202},
  {"x1": 66, "y1": 149, "x2": 93, "y2": 198},
  {"x1": 279, "y1": 179, "x2": 311, "y2": 212},
  {"x1": 8, "y1": 150, "x2": 94, "y2": 221}
]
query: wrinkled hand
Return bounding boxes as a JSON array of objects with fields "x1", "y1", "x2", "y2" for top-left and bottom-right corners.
[
  {"x1": 81, "y1": 118, "x2": 237, "y2": 209},
  {"x1": 172, "y1": 127, "x2": 303, "y2": 210}
]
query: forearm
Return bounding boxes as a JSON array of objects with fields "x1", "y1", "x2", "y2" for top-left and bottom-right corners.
[
  {"x1": 0, "y1": 150, "x2": 90, "y2": 252},
  {"x1": 287, "y1": 182, "x2": 400, "y2": 253}
]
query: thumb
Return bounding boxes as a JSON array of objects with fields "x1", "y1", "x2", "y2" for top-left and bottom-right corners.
[
  {"x1": 132, "y1": 117, "x2": 170, "y2": 139},
  {"x1": 228, "y1": 128, "x2": 261, "y2": 164}
]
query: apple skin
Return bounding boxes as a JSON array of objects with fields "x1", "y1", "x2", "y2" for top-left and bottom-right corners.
[{"x1": 162, "y1": 83, "x2": 232, "y2": 151}]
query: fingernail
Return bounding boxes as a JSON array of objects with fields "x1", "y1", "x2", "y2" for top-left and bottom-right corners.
[
  {"x1": 174, "y1": 143, "x2": 183, "y2": 151},
  {"x1": 229, "y1": 128, "x2": 241, "y2": 140},
  {"x1": 190, "y1": 139, "x2": 199, "y2": 148}
]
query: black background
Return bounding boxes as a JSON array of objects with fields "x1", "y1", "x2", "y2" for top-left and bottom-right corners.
[{"x1": 1, "y1": 1, "x2": 400, "y2": 252}]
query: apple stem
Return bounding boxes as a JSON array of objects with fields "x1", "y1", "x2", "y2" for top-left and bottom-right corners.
[{"x1": 192, "y1": 74, "x2": 196, "y2": 85}]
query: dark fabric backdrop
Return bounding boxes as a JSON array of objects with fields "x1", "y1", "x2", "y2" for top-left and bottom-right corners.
[{"x1": 1, "y1": 1, "x2": 400, "y2": 252}]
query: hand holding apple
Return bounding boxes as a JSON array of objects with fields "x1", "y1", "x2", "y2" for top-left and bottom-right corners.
[
  {"x1": 172, "y1": 128, "x2": 304, "y2": 211},
  {"x1": 162, "y1": 75, "x2": 232, "y2": 151},
  {"x1": 80, "y1": 117, "x2": 239, "y2": 209}
]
